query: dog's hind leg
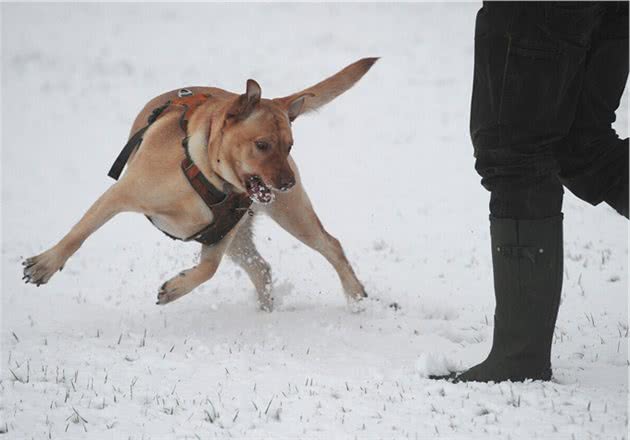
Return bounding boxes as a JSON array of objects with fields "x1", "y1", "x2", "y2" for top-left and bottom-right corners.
[
  {"x1": 226, "y1": 215, "x2": 274, "y2": 311},
  {"x1": 266, "y1": 181, "x2": 367, "y2": 303},
  {"x1": 23, "y1": 183, "x2": 133, "y2": 286},
  {"x1": 157, "y1": 238, "x2": 231, "y2": 305}
]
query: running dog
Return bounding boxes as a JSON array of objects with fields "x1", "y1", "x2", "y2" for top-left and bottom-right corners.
[{"x1": 22, "y1": 58, "x2": 378, "y2": 311}]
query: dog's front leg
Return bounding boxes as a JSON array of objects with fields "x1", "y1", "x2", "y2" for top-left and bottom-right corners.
[
  {"x1": 157, "y1": 239, "x2": 231, "y2": 305},
  {"x1": 23, "y1": 183, "x2": 131, "y2": 285},
  {"x1": 266, "y1": 181, "x2": 367, "y2": 303}
]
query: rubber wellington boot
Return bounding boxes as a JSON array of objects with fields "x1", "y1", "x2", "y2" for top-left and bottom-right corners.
[{"x1": 435, "y1": 215, "x2": 564, "y2": 383}]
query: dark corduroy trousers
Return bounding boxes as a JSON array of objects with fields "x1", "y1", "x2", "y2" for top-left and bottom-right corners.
[{"x1": 471, "y1": 1, "x2": 629, "y2": 218}]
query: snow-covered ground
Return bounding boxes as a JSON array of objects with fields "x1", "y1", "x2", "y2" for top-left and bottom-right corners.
[{"x1": 1, "y1": 3, "x2": 628, "y2": 439}]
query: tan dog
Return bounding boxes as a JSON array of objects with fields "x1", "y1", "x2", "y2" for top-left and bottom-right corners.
[{"x1": 22, "y1": 58, "x2": 377, "y2": 311}]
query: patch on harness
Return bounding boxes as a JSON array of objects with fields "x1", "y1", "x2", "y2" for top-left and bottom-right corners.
[{"x1": 177, "y1": 88, "x2": 193, "y2": 98}]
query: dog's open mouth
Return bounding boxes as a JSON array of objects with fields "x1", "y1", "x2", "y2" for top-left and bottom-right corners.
[{"x1": 245, "y1": 175, "x2": 275, "y2": 204}]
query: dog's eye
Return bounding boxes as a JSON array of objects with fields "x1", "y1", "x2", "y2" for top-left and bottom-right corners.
[{"x1": 255, "y1": 141, "x2": 270, "y2": 152}]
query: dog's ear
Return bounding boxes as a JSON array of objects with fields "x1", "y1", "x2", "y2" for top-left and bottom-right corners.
[
  {"x1": 273, "y1": 57, "x2": 378, "y2": 121},
  {"x1": 284, "y1": 93, "x2": 313, "y2": 122},
  {"x1": 227, "y1": 79, "x2": 262, "y2": 120}
]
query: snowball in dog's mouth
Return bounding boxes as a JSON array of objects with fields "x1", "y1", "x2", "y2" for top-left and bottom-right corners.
[{"x1": 245, "y1": 175, "x2": 275, "y2": 204}]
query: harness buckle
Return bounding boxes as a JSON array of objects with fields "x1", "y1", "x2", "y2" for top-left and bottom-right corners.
[{"x1": 178, "y1": 88, "x2": 193, "y2": 98}]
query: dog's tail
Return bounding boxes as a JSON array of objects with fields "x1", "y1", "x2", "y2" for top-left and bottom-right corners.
[{"x1": 274, "y1": 57, "x2": 378, "y2": 116}]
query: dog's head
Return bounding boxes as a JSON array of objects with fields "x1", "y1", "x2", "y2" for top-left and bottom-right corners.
[
  {"x1": 212, "y1": 57, "x2": 378, "y2": 204},
  {"x1": 214, "y1": 81, "x2": 302, "y2": 204}
]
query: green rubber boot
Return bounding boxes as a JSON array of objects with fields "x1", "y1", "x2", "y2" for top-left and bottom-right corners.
[{"x1": 452, "y1": 215, "x2": 564, "y2": 383}]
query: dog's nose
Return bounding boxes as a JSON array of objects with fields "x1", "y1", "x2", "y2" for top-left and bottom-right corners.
[{"x1": 278, "y1": 176, "x2": 296, "y2": 192}]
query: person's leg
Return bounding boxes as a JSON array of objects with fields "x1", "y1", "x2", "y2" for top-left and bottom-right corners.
[
  {"x1": 445, "y1": 2, "x2": 604, "y2": 382},
  {"x1": 555, "y1": 2, "x2": 629, "y2": 218}
]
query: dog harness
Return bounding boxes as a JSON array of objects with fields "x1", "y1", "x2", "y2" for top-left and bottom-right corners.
[{"x1": 108, "y1": 89, "x2": 253, "y2": 246}]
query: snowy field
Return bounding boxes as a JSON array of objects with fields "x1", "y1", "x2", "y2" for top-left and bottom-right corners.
[{"x1": 2, "y1": 3, "x2": 628, "y2": 439}]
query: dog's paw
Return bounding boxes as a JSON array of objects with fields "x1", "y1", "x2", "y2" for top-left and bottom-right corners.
[
  {"x1": 347, "y1": 288, "x2": 368, "y2": 302},
  {"x1": 22, "y1": 251, "x2": 65, "y2": 286},
  {"x1": 156, "y1": 273, "x2": 192, "y2": 305},
  {"x1": 344, "y1": 284, "x2": 368, "y2": 301},
  {"x1": 348, "y1": 297, "x2": 369, "y2": 314},
  {"x1": 258, "y1": 296, "x2": 274, "y2": 313}
]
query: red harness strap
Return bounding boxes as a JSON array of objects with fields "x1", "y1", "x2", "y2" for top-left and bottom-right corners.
[
  {"x1": 180, "y1": 154, "x2": 253, "y2": 246},
  {"x1": 170, "y1": 93, "x2": 211, "y2": 131},
  {"x1": 109, "y1": 89, "x2": 253, "y2": 246}
]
